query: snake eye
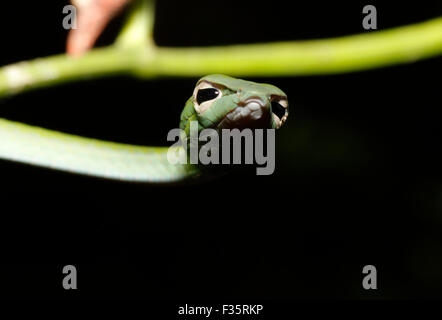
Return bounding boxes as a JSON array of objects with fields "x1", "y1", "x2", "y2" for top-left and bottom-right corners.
[
  {"x1": 196, "y1": 88, "x2": 220, "y2": 105},
  {"x1": 193, "y1": 81, "x2": 223, "y2": 114},
  {"x1": 272, "y1": 101, "x2": 286, "y2": 119},
  {"x1": 271, "y1": 98, "x2": 288, "y2": 129}
]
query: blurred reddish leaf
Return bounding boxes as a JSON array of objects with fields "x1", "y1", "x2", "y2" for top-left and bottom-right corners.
[{"x1": 67, "y1": 0, "x2": 132, "y2": 56}]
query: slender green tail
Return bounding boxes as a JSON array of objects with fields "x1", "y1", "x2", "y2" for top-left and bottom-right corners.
[{"x1": 0, "y1": 118, "x2": 199, "y2": 183}]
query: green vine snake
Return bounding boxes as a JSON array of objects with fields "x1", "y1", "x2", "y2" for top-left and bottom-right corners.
[{"x1": 0, "y1": 75, "x2": 288, "y2": 183}]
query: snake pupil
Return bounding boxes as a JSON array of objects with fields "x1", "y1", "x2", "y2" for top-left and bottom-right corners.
[
  {"x1": 271, "y1": 101, "x2": 286, "y2": 119},
  {"x1": 197, "y1": 88, "x2": 220, "y2": 105}
]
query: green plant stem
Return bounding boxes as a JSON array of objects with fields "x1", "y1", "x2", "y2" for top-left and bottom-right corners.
[
  {"x1": 0, "y1": 47, "x2": 139, "y2": 97},
  {"x1": 1, "y1": 16, "x2": 442, "y2": 98},
  {"x1": 116, "y1": 0, "x2": 155, "y2": 48}
]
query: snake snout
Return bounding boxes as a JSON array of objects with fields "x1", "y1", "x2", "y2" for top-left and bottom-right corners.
[
  {"x1": 218, "y1": 97, "x2": 271, "y2": 129},
  {"x1": 238, "y1": 97, "x2": 267, "y2": 108}
]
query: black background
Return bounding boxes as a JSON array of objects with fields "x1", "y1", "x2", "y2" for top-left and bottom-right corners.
[{"x1": 0, "y1": 0, "x2": 441, "y2": 302}]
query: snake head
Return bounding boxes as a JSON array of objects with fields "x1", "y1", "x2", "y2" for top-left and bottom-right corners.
[{"x1": 188, "y1": 74, "x2": 289, "y2": 132}]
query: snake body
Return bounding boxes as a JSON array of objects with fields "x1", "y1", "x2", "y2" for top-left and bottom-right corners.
[{"x1": 0, "y1": 75, "x2": 288, "y2": 183}]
